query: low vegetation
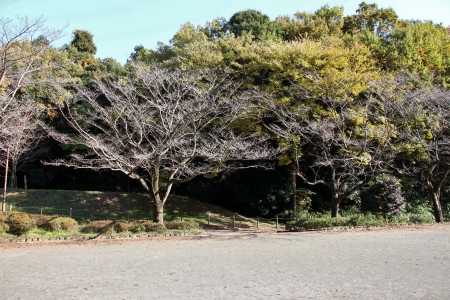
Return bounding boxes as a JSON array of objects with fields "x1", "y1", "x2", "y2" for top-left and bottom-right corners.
[{"x1": 286, "y1": 210, "x2": 436, "y2": 231}]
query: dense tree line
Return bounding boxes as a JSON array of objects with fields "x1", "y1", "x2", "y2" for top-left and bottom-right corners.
[{"x1": 1, "y1": 2, "x2": 450, "y2": 224}]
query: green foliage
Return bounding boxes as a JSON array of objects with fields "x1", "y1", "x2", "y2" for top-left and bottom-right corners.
[
  {"x1": 405, "y1": 205, "x2": 435, "y2": 224},
  {"x1": 228, "y1": 9, "x2": 284, "y2": 41},
  {"x1": 386, "y1": 21, "x2": 450, "y2": 84},
  {"x1": 0, "y1": 213, "x2": 9, "y2": 233},
  {"x1": 7, "y1": 212, "x2": 37, "y2": 235},
  {"x1": 343, "y1": 2, "x2": 398, "y2": 38},
  {"x1": 0, "y1": 221, "x2": 9, "y2": 234},
  {"x1": 165, "y1": 220, "x2": 200, "y2": 230},
  {"x1": 360, "y1": 175, "x2": 406, "y2": 218},
  {"x1": 276, "y1": 5, "x2": 344, "y2": 41},
  {"x1": 80, "y1": 224, "x2": 94, "y2": 234},
  {"x1": 286, "y1": 216, "x2": 353, "y2": 230},
  {"x1": 286, "y1": 207, "x2": 435, "y2": 231},
  {"x1": 70, "y1": 29, "x2": 97, "y2": 54},
  {"x1": 296, "y1": 188, "x2": 315, "y2": 212}
]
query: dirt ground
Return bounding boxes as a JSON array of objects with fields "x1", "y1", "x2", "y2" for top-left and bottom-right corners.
[{"x1": 1, "y1": 225, "x2": 449, "y2": 299}]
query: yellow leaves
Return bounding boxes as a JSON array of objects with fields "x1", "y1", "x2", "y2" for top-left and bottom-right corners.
[
  {"x1": 357, "y1": 152, "x2": 372, "y2": 165},
  {"x1": 422, "y1": 130, "x2": 433, "y2": 140},
  {"x1": 276, "y1": 97, "x2": 291, "y2": 105},
  {"x1": 0, "y1": 77, "x2": 11, "y2": 95}
]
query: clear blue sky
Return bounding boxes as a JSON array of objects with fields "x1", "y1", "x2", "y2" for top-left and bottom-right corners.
[{"x1": 3, "y1": 0, "x2": 450, "y2": 64}]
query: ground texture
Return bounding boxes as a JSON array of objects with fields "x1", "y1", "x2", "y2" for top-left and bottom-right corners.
[{"x1": 1, "y1": 225, "x2": 449, "y2": 299}]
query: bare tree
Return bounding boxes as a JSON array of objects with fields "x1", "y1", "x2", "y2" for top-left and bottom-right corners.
[
  {"x1": 379, "y1": 78, "x2": 450, "y2": 222},
  {"x1": 45, "y1": 63, "x2": 276, "y2": 224},
  {"x1": 0, "y1": 16, "x2": 65, "y2": 192},
  {"x1": 0, "y1": 98, "x2": 47, "y2": 187},
  {"x1": 264, "y1": 85, "x2": 396, "y2": 218}
]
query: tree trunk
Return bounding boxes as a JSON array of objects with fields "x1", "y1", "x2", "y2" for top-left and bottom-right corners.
[
  {"x1": 331, "y1": 196, "x2": 340, "y2": 218},
  {"x1": 428, "y1": 188, "x2": 444, "y2": 223},
  {"x1": 9, "y1": 163, "x2": 17, "y2": 188},
  {"x1": 153, "y1": 200, "x2": 164, "y2": 224},
  {"x1": 290, "y1": 163, "x2": 297, "y2": 212}
]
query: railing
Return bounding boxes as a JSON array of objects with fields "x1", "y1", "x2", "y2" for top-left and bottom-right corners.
[{"x1": 5, "y1": 204, "x2": 295, "y2": 229}]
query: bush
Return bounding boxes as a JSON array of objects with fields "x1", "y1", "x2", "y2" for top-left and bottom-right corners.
[
  {"x1": 80, "y1": 224, "x2": 94, "y2": 234},
  {"x1": 32, "y1": 215, "x2": 56, "y2": 227},
  {"x1": 408, "y1": 213, "x2": 435, "y2": 224},
  {"x1": 361, "y1": 175, "x2": 406, "y2": 220},
  {"x1": 0, "y1": 213, "x2": 7, "y2": 222},
  {"x1": 141, "y1": 221, "x2": 166, "y2": 233},
  {"x1": 348, "y1": 214, "x2": 385, "y2": 227},
  {"x1": 91, "y1": 220, "x2": 115, "y2": 234},
  {"x1": 286, "y1": 214, "x2": 386, "y2": 231},
  {"x1": 7, "y1": 212, "x2": 37, "y2": 235},
  {"x1": 41, "y1": 217, "x2": 78, "y2": 232},
  {"x1": 59, "y1": 217, "x2": 78, "y2": 231},
  {"x1": 114, "y1": 222, "x2": 130, "y2": 233},
  {"x1": 286, "y1": 217, "x2": 351, "y2": 231},
  {"x1": 0, "y1": 221, "x2": 9, "y2": 234},
  {"x1": 165, "y1": 221, "x2": 199, "y2": 230}
]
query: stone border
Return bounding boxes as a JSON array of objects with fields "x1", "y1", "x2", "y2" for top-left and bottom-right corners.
[
  {"x1": 1, "y1": 222, "x2": 449, "y2": 245},
  {"x1": 0, "y1": 232, "x2": 202, "y2": 244}
]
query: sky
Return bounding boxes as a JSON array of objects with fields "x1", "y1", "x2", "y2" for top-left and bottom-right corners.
[{"x1": 3, "y1": 0, "x2": 450, "y2": 64}]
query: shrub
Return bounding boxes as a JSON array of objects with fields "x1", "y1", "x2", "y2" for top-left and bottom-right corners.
[
  {"x1": 80, "y1": 224, "x2": 94, "y2": 234},
  {"x1": 361, "y1": 175, "x2": 406, "y2": 220},
  {"x1": 114, "y1": 222, "x2": 130, "y2": 233},
  {"x1": 41, "y1": 217, "x2": 78, "y2": 232},
  {"x1": 286, "y1": 217, "x2": 351, "y2": 231},
  {"x1": 59, "y1": 217, "x2": 78, "y2": 231},
  {"x1": 7, "y1": 212, "x2": 37, "y2": 235},
  {"x1": 0, "y1": 221, "x2": 9, "y2": 234},
  {"x1": 91, "y1": 220, "x2": 115, "y2": 234},
  {"x1": 388, "y1": 212, "x2": 410, "y2": 224},
  {"x1": 408, "y1": 212, "x2": 435, "y2": 224},
  {"x1": 0, "y1": 213, "x2": 7, "y2": 222},
  {"x1": 348, "y1": 214, "x2": 385, "y2": 227},
  {"x1": 32, "y1": 215, "x2": 56, "y2": 227},
  {"x1": 286, "y1": 214, "x2": 386, "y2": 231},
  {"x1": 141, "y1": 221, "x2": 166, "y2": 233},
  {"x1": 165, "y1": 221, "x2": 199, "y2": 230},
  {"x1": 129, "y1": 222, "x2": 145, "y2": 233}
]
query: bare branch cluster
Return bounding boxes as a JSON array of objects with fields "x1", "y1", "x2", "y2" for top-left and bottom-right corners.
[
  {"x1": 45, "y1": 63, "x2": 276, "y2": 223},
  {"x1": 0, "y1": 16, "x2": 65, "y2": 188}
]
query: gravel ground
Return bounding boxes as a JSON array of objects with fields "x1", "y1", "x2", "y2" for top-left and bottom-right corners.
[{"x1": 1, "y1": 225, "x2": 449, "y2": 299}]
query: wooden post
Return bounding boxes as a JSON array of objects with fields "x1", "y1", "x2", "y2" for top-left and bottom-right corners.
[
  {"x1": 180, "y1": 214, "x2": 183, "y2": 222},
  {"x1": 2, "y1": 145, "x2": 10, "y2": 212},
  {"x1": 9, "y1": 204, "x2": 12, "y2": 212},
  {"x1": 232, "y1": 215, "x2": 235, "y2": 228},
  {"x1": 208, "y1": 214, "x2": 210, "y2": 226},
  {"x1": 257, "y1": 216, "x2": 259, "y2": 229},
  {"x1": 40, "y1": 207, "x2": 43, "y2": 216},
  {"x1": 276, "y1": 215, "x2": 278, "y2": 229},
  {"x1": 24, "y1": 175, "x2": 27, "y2": 189},
  {"x1": 69, "y1": 208, "x2": 72, "y2": 218}
]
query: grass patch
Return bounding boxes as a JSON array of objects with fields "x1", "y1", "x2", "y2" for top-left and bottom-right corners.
[{"x1": 3, "y1": 189, "x2": 276, "y2": 230}]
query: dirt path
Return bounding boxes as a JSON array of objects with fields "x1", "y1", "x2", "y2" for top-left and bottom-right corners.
[{"x1": 1, "y1": 226, "x2": 449, "y2": 299}]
